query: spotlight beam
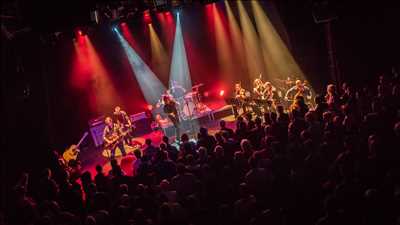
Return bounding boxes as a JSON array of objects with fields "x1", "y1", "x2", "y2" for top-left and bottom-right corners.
[
  {"x1": 212, "y1": 4, "x2": 234, "y2": 80},
  {"x1": 169, "y1": 13, "x2": 192, "y2": 91},
  {"x1": 115, "y1": 30, "x2": 166, "y2": 105},
  {"x1": 72, "y1": 36, "x2": 121, "y2": 114},
  {"x1": 149, "y1": 23, "x2": 169, "y2": 79},
  {"x1": 251, "y1": 1, "x2": 304, "y2": 80},
  {"x1": 237, "y1": 1, "x2": 265, "y2": 81},
  {"x1": 224, "y1": 0, "x2": 248, "y2": 82}
]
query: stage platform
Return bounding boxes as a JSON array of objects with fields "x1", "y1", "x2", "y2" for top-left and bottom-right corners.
[{"x1": 79, "y1": 100, "x2": 236, "y2": 176}]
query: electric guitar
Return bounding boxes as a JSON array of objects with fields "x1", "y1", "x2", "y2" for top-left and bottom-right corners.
[
  {"x1": 103, "y1": 128, "x2": 130, "y2": 151},
  {"x1": 62, "y1": 132, "x2": 89, "y2": 164}
]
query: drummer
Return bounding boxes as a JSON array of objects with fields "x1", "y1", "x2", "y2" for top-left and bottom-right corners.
[{"x1": 168, "y1": 81, "x2": 186, "y2": 100}]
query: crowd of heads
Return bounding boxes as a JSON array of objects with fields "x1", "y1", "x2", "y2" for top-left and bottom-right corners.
[{"x1": 5, "y1": 73, "x2": 400, "y2": 225}]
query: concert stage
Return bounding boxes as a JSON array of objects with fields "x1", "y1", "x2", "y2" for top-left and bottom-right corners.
[{"x1": 79, "y1": 99, "x2": 236, "y2": 176}]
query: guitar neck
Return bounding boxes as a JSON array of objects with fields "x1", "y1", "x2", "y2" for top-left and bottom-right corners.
[{"x1": 76, "y1": 132, "x2": 89, "y2": 148}]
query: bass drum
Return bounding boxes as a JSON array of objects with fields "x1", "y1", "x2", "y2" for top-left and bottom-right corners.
[{"x1": 182, "y1": 101, "x2": 196, "y2": 119}]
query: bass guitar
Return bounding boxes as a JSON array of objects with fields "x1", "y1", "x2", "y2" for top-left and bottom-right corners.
[{"x1": 103, "y1": 128, "x2": 130, "y2": 151}]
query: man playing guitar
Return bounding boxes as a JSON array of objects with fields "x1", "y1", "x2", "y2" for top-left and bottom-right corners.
[
  {"x1": 113, "y1": 106, "x2": 134, "y2": 146},
  {"x1": 163, "y1": 95, "x2": 180, "y2": 140},
  {"x1": 253, "y1": 78, "x2": 267, "y2": 99},
  {"x1": 233, "y1": 83, "x2": 248, "y2": 117},
  {"x1": 285, "y1": 80, "x2": 312, "y2": 103},
  {"x1": 103, "y1": 117, "x2": 127, "y2": 159}
]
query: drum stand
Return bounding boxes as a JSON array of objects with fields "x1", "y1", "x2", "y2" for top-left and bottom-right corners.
[{"x1": 184, "y1": 98, "x2": 197, "y2": 137}]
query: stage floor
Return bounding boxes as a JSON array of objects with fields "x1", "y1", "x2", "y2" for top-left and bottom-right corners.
[{"x1": 79, "y1": 99, "x2": 236, "y2": 177}]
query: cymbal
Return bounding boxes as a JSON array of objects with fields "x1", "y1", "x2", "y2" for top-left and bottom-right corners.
[{"x1": 192, "y1": 83, "x2": 204, "y2": 89}]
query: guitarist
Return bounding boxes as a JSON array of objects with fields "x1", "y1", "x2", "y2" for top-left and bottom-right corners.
[
  {"x1": 285, "y1": 80, "x2": 312, "y2": 104},
  {"x1": 233, "y1": 83, "x2": 248, "y2": 117},
  {"x1": 103, "y1": 117, "x2": 127, "y2": 159},
  {"x1": 163, "y1": 95, "x2": 180, "y2": 140},
  {"x1": 253, "y1": 78, "x2": 267, "y2": 99},
  {"x1": 253, "y1": 78, "x2": 270, "y2": 114},
  {"x1": 113, "y1": 106, "x2": 134, "y2": 146}
]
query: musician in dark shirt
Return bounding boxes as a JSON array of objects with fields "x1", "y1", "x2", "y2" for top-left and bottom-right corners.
[
  {"x1": 163, "y1": 95, "x2": 180, "y2": 140},
  {"x1": 103, "y1": 117, "x2": 126, "y2": 159},
  {"x1": 233, "y1": 83, "x2": 247, "y2": 117},
  {"x1": 253, "y1": 79, "x2": 266, "y2": 99},
  {"x1": 285, "y1": 80, "x2": 312, "y2": 102},
  {"x1": 113, "y1": 106, "x2": 134, "y2": 145}
]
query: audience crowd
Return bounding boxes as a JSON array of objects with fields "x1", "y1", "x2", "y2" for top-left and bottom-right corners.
[{"x1": 4, "y1": 74, "x2": 400, "y2": 225}]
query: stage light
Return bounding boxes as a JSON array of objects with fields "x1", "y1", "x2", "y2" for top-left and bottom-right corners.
[
  {"x1": 115, "y1": 29, "x2": 167, "y2": 105},
  {"x1": 112, "y1": 27, "x2": 118, "y2": 32},
  {"x1": 219, "y1": 90, "x2": 225, "y2": 97},
  {"x1": 121, "y1": 22, "x2": 127, "y2": 26},
  {"x1": 157, "y1": 9, "x2": 175, "y2": 50},
  {"x1": 144, "y1": 10, "x2": 152, "y2": 24},
  {"x1": 76, "y1": 28, "x2": 87, "y2": 37},
  {"x1": 201, "y1": 0, "x2": 219, "y2": 5}
]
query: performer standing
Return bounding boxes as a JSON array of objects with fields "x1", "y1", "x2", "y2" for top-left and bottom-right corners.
[
  {"x1": 325, "y1": 84, "x2": 339, "y2": 111},
  {"x1": 233, "y1": 83, "x2": 247, "y2": 117},
  {"x1": 113, "y1": 106, "x2": 134, "y2": 145},
  {"x1": 264, "y1": 81, "x2": 278, "y2": 109},
  {"x1": 163, "y1": 95, "x2": 180, "y2": 140},
  {"x1": 285, "y1": 80, "x2": 312, "y2": 103},
  {"x1": 103, "y1": 117, "x2": 127, "y2": 159},
  {"x1": 252, "y1": 78, "x2": 267, "y2": 115},
  {"x1": 253, "y1": 79, "x2": 267, "y2": 99}
]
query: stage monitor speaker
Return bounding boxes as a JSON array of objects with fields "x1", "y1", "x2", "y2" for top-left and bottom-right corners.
[{"x1": 212, "y1": 105, "x2": 234, "y2": 121}]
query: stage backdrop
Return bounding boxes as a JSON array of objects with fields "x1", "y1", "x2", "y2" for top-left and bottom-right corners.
[{"x1": 43, "y1": 1, "x2": 306, "y2": 148}]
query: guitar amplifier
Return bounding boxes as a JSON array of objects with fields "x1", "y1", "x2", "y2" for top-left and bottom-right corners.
[{"x1": 89, "y1": 117, "x2": 106, "y2": 147}]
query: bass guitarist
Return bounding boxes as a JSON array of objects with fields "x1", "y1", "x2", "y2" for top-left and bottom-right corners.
[
  {"x1": 113, "y1": 106, "x2": 134, "y2": 146},
  {"x1": 103, "y1": 117, "x2": 127, "y2": 159}
]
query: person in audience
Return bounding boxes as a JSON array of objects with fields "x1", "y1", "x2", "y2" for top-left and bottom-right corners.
[
  {"x1": 325, "y1": 84, "x2": 340, "y2": 111},
  {"x1": 132, "y1": 149, "x2": 143, "y2": 177},
  {"x1": 7, "y1": 75, "x2": 400, "y2": 225},
  {"x1": 162, "y1": 136, "x2": 179, "y2": 162},
  {"x1": 196, "y1": 127, "x2": 216, "y2": 152},
  {"x1": 219, "y1": 119, "x2": 234, "y2": 138},
  {"x1": 179, "y1": 133, "x2": 197, "y2": 158},
  {"x1": 153, "y1": 150, "x2": 177, "y2": 182},
  {"x1": 94, "y1": 164, "x2": 109, "y2": 193},
  {"x1": 171, "y1": 163, "x2": 199, "y2": 201},
  {"x1": 143, "y1": 138, "x2": 159, "y2": 161}
]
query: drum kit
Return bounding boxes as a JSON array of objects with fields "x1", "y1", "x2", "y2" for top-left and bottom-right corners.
[{"x1": 157, "y1": 83, "x2": 207, "y2": 120}]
